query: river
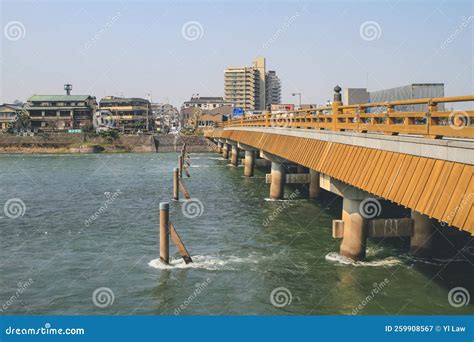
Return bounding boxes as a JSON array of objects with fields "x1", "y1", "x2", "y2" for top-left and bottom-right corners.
[{"x1": 0, "y1": 153, "x2": 472, "y2": 315}]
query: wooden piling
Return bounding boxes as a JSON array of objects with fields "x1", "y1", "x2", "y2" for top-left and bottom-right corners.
[
  {"x1": 179, "y1": 155, "x2": 183, "y2": 178},
  {"x1": 173, "y1": 168, "x2": 179, "y2": 201},
  {"x1": 159, "y1": 202, "x2": 170, "y2": 264},
  {"x1": 179, "y1": 179, "x2": 191, "y2": 199},
  {"x1": 170, "y1": 222, "x2": 193, "y2": 264}
]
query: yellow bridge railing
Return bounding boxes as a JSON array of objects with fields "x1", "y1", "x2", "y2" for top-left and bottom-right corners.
[{"x1": 212, "y1": 95, "x2": 474, "y2": 139}]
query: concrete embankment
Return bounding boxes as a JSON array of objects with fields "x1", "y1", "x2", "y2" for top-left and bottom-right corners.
[
  {"x1": 153, "y1": 135, "x2": 216, "y2": 152},
  {"x1": 0, "y1": 133, "x2": 214, "y2": 153}
]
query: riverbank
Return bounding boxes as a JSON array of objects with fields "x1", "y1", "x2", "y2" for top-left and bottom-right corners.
[{"x1": 0, "y1": 133, "x2": 215, "y2": 153}]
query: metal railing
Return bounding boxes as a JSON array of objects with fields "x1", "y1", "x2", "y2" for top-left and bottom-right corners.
[{"x1": 210, "y1": 95, "x2": 474, "y2": 139}]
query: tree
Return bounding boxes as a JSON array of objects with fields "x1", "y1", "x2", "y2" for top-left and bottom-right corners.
[{"x1": 8, "y1": 111, "x2": 31, "y2": 132}]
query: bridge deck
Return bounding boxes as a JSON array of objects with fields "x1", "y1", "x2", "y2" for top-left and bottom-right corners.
[{"x1": 206, "y1": 128, "x2": 474, "y2": 235}]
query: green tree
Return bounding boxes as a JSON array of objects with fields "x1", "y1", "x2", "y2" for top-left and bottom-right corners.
[{"x1": 7, "y1": 111, "x2": 31, "y2": 132}]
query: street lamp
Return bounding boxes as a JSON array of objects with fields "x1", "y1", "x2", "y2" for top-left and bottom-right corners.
[{"x1": 292, "y1": 92, "x2": 302, "y2": 109}]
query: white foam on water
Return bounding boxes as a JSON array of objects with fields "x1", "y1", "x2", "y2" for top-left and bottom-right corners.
[
  {"x1": 325, "y1": 252, "x2": 402, "y2": 267},
  {"x1": 264, "y1": 198, "x2": 288, "y2": 202},
  {"x1": 264, "y1": 198, "x2": 305, "y2": 202},
  {"x1": 148, "y1": 254, "x2": 257, "y2": 271}
]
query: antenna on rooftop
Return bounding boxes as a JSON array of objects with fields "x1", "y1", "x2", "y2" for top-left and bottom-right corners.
[{"x1": 64, "y1": 84, "x2": 72, "y2": 96}]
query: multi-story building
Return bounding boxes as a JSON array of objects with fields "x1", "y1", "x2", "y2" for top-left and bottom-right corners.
[
  {"x1": 182, "y1": 96, "x2": 233, "y2": 111},
  {"x1": 180, "y1": 106, "x2": 200, "y2": 129},
  {"x1": 265, "y1": 70, "x2": 281, "y2": 108},
  {"x1": 224, "y1": 57, "x2": 267, "y2": 111},
  {"x1": 99, "y1": 96, "x2": 152, "y2": 133},
  {"x1": 225, "y1": 57, "x2": 280, "y2": 112},
  {"x1": 26, "y1": 88, "x2": 97, "y2": 131},
  {"x1": 197, "y1": 105, "x2": 232, "y2": 128},
  {"x1": 368, "y1": 83, "x2": 445, "y2": 112},
  {"x1": 343, "y1": 84, "x2": 445, "y2": 112},
  {"x1": 151, "y1": 103, "x2": 179, "y2": 133},
  {"x1": 0, "y1": 103, "x2": 22, "y2": 130},
  {"x1": 181, "y1": 104, "x2": 232, "y2": 129}
]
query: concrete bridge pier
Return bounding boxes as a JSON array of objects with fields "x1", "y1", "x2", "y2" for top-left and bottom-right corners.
[
  {"x1": 410, "y1": 211, "x2": 435, "y2": 258},
  {"x1": 297, "y1": 165, "x2": 308, "y2": 173},
  {"x1": 270, "y1": 162, "x2": 286, "y2": 200},
  {"x1": 222, "y1": 143, "x2": 229, "y2": 159},
  {"x1": 217, "y1": 141, "x2": 223, "y2": 154},
  {"x1": 238, "y1": 143, "x2": 258, "y2": 177},
  {"x1": 340, "y1": 197, "x2": 368, "y2": 260},
  {"x1": 244, "y1": 151, "x2": 255, "y2": 177},
  {"x1": 230, "y1": 144, "x2": 239, "y2": 166},
  {"x1": 322, "y1": 178, "x2": 371, "y2": 260},
  {"x1": 261, "y1": 151, "x2": 287, "y2": 200},
  {"x1": 309, "y1": 170, "x2": 321, "y2": 200}
]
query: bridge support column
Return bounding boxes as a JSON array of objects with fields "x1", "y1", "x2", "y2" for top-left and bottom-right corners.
[
  {"x1": 340, "y1": 198, "x2": 368, "y2": 261},
  {"x1": 270, "y1": 162, "x2": 286, "y2": 200},
  {"x1": 244, "y1": 150, "x2": 255, "y2": 177},
  {"x1": 231, "y1": 145, "x2": 239, "y2": 166},
  {"x1": 297, "y1": 165, "x2": 308, "y2": 173},
  {"x1": 217, "y1": 141, "x2": 222, "y2": 154},
  {"x1": 309, "y1": 170, "x2": 321, "y2": 200},
  {"x1": 410, "y1": 211, "x2": 435, "y2": 258},
  {"x1": 222, "y1": 144, "x2": 229, "y2": 159}
]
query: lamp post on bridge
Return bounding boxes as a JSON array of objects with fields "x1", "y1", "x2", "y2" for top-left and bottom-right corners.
[{"x1": 292, "y1": 92, "x2": 302, "y2": 109}]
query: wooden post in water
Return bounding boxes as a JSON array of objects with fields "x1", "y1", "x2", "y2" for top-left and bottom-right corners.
[
  {"x1": 173, "y1": 168, "x2": 179, "y2": 201},
  {"x1": 179, "y1": 155, "x2": 183, "y2": 178},
  {"x1": 159, "y1": 202, "x2": 170, "y2": 264},
  {"x1": 169, "y1": 223, "x2": 193, "y2": 264}
]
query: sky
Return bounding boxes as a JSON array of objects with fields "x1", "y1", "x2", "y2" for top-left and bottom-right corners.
[{"x1": 0, "y1": 0, "x2": 473, "y2": 108}]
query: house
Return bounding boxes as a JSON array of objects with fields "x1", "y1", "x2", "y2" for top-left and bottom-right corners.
[
  {"x1": 26, "y1": 94, "x2": 97, "y2": 131},
  {"x1": 0, "y1": 104, "x2": 22, "y2": 130}
]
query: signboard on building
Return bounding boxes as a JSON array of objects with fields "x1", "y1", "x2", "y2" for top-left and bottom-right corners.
[
  {"x1": 271, "y1": 104, "x2": 294, "y2": 113},
  {"x1": 232, "y1": 107, "x2": 244, "y2": 117}
]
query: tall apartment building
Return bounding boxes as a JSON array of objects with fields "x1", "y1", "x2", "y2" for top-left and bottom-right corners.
[
  {"x1": 224, "y1": 57, "x2": 268, "y2": 111},
  {"x1": 265, "y1": 70, "x2": 281, "y2": 108}
]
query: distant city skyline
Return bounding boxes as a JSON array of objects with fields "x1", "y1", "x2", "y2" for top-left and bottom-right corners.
[{"x1": 1, "y1": 0, "x2": 472, "y2": 109}]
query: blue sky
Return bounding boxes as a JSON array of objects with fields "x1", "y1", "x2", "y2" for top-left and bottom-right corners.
[{"x1": 1, "y1": 0, "x2": 473, "y2": 108}]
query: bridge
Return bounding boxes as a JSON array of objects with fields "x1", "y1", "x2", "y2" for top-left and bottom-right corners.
[{"x1": 204, "y1": 87, "x2": 474, "y2": 261}]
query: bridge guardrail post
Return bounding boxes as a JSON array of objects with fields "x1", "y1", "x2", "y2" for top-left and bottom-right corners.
[
  {"x1": 385, "y1": 104, "x2": 396, "y2": 135},
  {"x1": 427, "y1": 100, "x2": 440, "y2": 138}
]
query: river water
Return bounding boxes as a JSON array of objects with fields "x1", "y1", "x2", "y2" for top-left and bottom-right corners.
[{"x1": 0, "y1": 153, "x2": 473, "y2": 315}]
